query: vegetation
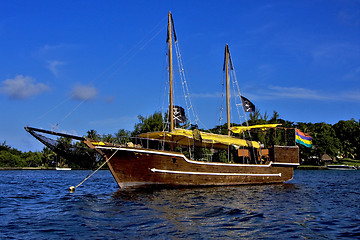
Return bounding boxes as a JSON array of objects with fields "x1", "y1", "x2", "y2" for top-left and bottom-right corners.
[
  {"x1": 1, "y1": 111, "x2": 359, "y2": 168},
  {"x1": 247, "y1": 111, "x2": 359, "y2": 165},
  {"x1": 210, "y1": 110, "x2": 359, "y2": 165},
  {"x1": 0, "y1": 141, "x2": 42, "y2": 168}
]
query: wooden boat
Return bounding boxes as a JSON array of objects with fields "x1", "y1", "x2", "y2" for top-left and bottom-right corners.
[
  {"x1": 26, "y1": 12, "x2": 299, "y2": 189},
  {"x1": 327, "y1": 165, "x2": 358, "y2": 170},
  {"x1": 55, "y1": 167, "x2": 72, "y2": 171},
  {"x1": 84, "y1": 12, "x2": 299, "y2": 188}
]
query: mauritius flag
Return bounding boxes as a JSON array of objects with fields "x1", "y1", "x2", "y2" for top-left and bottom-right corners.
[{"x1": 295, "y1": 129, "x2": 313, "y2": 147}]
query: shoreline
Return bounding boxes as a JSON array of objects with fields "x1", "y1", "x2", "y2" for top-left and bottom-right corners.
[
  {"x1": 296, "y1": 166, "x2": 329, "y2": 170},
  {"x1": 0, "y1": 167, "x2": 56, "y2": 170},
  {"x1": 0, "y1": 167, "x2": 102, "y2": 170}
]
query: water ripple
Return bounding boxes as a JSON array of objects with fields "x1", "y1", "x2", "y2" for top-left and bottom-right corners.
[{"x1": 1, "y1": 169, "x2": 359, "y2": 239}]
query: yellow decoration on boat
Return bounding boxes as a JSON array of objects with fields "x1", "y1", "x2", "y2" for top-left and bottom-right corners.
[
  {"x1": 230, "y1": 124, "x2": 281, "y2": 134},
  {"x1": 91, "y1": 141, "x2": 106, "y2": 146},
  {"x1": 138, "y1": 128, "x2": 260, "y2": 149}
]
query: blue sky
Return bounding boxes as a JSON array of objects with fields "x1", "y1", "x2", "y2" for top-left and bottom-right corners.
[{"x1": 1, "y1": 0, "x2": 359, "y2": 152}]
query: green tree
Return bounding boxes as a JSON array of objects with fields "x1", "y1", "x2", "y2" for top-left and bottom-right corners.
[
  {"x1": 22, "y1": 151, "x2": 42, "y2": 167},
  {"x1": 248, "y1": 109, "x2": 267, "y2": 126},
  {"x1": 311, "y1": 122, "x2": 340, "y2": 159},
  {"x1": 102, "y1": 134, "x2": 116, "y2": 143},
  {"x1": 87, "y1": 129, "x2": 100, "y2": 141},
  {"x1": 41, "y1": 147, "x2": 56, "y2": 167},
  {"x1": 133, "y1": 112, "x2": 165, "y2": 135},
  {"x1": 269, "y1": 110, "x2": 279, "y2": 123},
  {"x1": 333, "y1": 119, "x2": 360, "y2": 159},
  {"x1": 55, "y1": 137, "x2": 73, "y2": 167},
  {"x1": 0, "y1": 141, "x2": 11, "y2": 151},
  {"x1": 0, "y1": 150, "x2": 25, "y2": 167},
  {"x1": 115, "y1": 129, "x2": 131, "y2": 144}
]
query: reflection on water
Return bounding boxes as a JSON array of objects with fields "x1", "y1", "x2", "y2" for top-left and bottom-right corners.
[{"x1": 1, "y1": 170, "x2": 360, "y2": 239}]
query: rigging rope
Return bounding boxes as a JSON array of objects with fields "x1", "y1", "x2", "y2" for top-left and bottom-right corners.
[
  {"x1": 54, "y1": 99, "x2": 87, "y2": 130},
  {"x1": 174, "y1": 41, "x2": 198, "y2": 127},
  {"x1": 34, "y1": 17, "x2": 168, "y2": 130},
  {"x1": 92, "y1": 16, "x2": 167, "y2": 86},
  {"x1": 69, "y1": 148, "x2": 119, "y2": 192},
  {"x1": 229, "y1": 63, "x2": 259, "y2": 163},
  {"x1": 30, "y1": 98, "x2": 70, "y2": 126},
  {"x1": 218, "y1": 71, "x2": 225, "y2": 133}
]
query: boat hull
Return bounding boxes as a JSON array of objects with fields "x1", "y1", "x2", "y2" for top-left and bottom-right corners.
[
  {"x1": 55, "y1": 167, "x2": 72, "y2": 171},
  {"x1": 327, "y1": 165, "x2": 357, "y2": 170},
  {"x1": 97, "y1": 146, "x2": 299, "y2": 188}
]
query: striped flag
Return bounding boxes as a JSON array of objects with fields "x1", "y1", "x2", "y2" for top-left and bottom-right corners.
[{"x1": 295, "y1": 129, "x2": 313, "y2": 147}]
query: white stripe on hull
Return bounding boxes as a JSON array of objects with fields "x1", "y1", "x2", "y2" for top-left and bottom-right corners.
[{"x1": 150, "y1": 168, "x2": 282, "y2": 177}]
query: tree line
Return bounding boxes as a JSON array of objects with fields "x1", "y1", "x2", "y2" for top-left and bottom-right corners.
[
  {"x1": 246, "y1": 110, "x2": 360, "y2": 165},
  {"x1": 1, "y1": 110, "x2": 359, "y2": 168}
]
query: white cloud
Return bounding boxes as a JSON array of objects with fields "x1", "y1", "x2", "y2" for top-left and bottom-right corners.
[
  {"x1": 257, "y1": 64, "x2": 274, "y2": 80},
  {"x1": 189, "y1": 85, "x2": 360, "y2": 103},
  {"x1": 38, "y1": 43, "x2": 74, "y2": 56},
  {"x1": 266, "y1": 86, "x2": 330, "y2": 100},
  {"x1": 47, "y1": 60, "x2": 65, "y2": 76},
  {"x1": 105, "y1": 95, "x2": 115, "y2": 103},
  {"x1": 343, "y1": 66, "x2": 360, "y2": 81},
  {"x1": 252, "y1": 85, "x2": 360, "y2": 103},
  {"x1": 339, "y1": 90, "x2": 360, "y2": 102},
  {"x1": 70, "y1": 84, "x2": 98, "y2": 101},
  {"x1": 312, "y1": 42, "x2": 359, "y2": 66},
  {"x1": 0, "y1": 75, "x2": 49, "y2": 99}
]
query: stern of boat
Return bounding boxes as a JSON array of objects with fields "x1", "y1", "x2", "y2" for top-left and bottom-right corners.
[{"x1": 270, "y1": 145, "x2": 299, "y2": 166}]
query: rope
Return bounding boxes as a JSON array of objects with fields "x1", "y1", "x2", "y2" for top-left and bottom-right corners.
[
  {"x1": 70, "y1": 148, "x2": 119, "y2": 191},
  {"x1": 30, "y1": 98, "x2": 70, "y2": 126},
  {"x1": 34, "y1": 17, "x2": 167, "y2": 130},
  {"x1": 174, "y1": 41, "x2": 199, "y2": 127}
]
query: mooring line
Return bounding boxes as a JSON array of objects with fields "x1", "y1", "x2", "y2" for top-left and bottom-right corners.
[{"x1": 69, "y1": 148, "x2": 119, "y2": 192}]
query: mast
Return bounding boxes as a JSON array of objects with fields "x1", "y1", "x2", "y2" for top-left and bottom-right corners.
[
  {"x1": 225, "y1": 44, "x2": 231, "y2": 136},
  {"x1": 168, "y1": 12, "x2": 174, "y2": 132}
]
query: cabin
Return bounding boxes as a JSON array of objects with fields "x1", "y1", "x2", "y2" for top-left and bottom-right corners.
[{"x1": 320, "y1": 154, "x2": 333, "y2": 166}]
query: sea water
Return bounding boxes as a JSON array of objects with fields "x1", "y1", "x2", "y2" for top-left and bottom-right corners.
[{"x1": 1, "y1": 169, "x2": 359, "y2": 239}]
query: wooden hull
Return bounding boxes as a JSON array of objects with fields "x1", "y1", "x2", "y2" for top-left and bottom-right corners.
[{"x1": 97, "y1": 145, "x2": 299, "y2": 188}]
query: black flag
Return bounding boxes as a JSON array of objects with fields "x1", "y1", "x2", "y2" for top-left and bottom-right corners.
[
  {"x1": 173, "y1": 106, "x2": 186, "y2": 124},
  {"x1": 241, "y1": 96, "x2": 255, "y2": 113}
]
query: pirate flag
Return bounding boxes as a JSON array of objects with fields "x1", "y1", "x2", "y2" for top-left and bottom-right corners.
[
  {"x1": 173, "y1": 106, "x2": 187, "y2": 124},
  {"x1": 241, "y1": 96, "x2": 255, "y2": 113}
]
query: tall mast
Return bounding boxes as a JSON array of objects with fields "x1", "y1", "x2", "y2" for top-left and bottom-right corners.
[
  {"x1": 168, "y1": 12, "x2": 174, "y2": 132},
  {"x1": 225, "y1": 44, "x2": 231, "y2": 136}
]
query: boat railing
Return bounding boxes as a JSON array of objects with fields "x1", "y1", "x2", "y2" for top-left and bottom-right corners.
[
  {"x1": 115, "y1": 136, "x2": 185, "y2": 152},
  {"x1": 114, "y1": 136, "x2": 261, "y2": 163}
]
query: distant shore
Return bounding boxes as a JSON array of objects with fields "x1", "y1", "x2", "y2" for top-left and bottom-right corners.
[
  {"x1": 0, "y1": 167, "x2": 98, "y2": 170},
  {"x1": 0, "y1": 167, "x2": 56, "y2": 170},
  {"x1": 296, "y1": 165, "x2": 329, "y2": 170},
  {"x1": 297, "y1": 159, "x2": 360, "y2": 170}
]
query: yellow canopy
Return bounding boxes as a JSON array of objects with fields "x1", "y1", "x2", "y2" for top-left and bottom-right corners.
[
  {"x1": 230, "y1": 124, "x2": 281, "y2": 134},
  {"x1": 138, "y1": 128, "x2": 260, "y2": 149}
]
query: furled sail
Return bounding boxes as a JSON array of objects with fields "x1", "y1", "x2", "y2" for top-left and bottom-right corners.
[
  {"x1": 138, "y1": 128, "x2": 260, "y2": 149},
  {"x1": 230, "y1": 124, "x2": 281, "y2": 134}
]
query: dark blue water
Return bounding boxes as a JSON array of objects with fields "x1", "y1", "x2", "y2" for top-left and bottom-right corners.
[{"x1": 1, "y1": 169, "x2": 359, "y2": 239}]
